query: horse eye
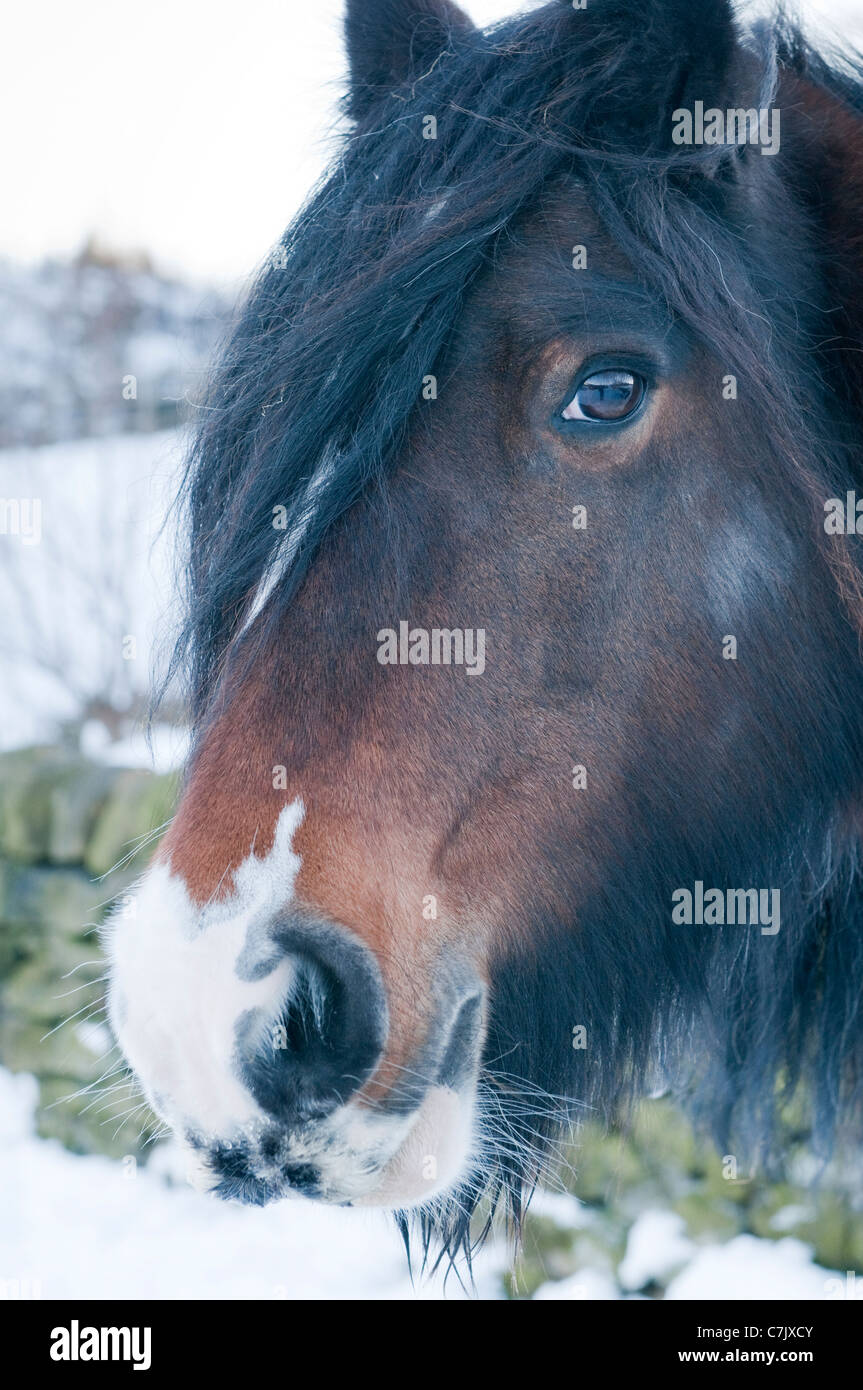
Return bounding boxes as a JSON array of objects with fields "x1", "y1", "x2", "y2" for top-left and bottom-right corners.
[{"x1": 561, "y1": 369, "x2": 645, "y2": 423}]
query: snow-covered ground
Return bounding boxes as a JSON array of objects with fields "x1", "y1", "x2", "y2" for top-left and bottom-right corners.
[
  {"x1": 1, "y1": 1069, "x2": 506, "y2": 1300},
  {"x1": 3, "y1": 1069, "x2": 849, "y2": 1301},
  {"x1": 0, "y1": 429, "x2": 188, "y2": 769}
]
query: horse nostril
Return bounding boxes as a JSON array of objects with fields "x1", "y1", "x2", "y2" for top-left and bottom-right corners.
[
  {"x1": 282, "y1": 1163, "x2": 319, "y2": 1193},
  {"x1": 236, "y1": 918, "x2": 388, "y2": 1126}
]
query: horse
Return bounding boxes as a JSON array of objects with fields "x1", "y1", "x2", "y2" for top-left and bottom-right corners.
[{"x1": 105, "y1": 0, "x2": 863, "y2": 1268}]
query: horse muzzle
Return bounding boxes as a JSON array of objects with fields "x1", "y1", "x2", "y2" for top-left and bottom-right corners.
[{"x1": 105, "y1": 853, "x2": 485, "y2": 1209}]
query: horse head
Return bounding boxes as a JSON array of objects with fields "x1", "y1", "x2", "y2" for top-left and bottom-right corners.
[{"x1": 106, "y1": 0, "x2": 863, "y2": 1257}]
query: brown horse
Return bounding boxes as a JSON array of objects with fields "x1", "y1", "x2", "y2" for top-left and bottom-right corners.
[{"x1": 106, "y1": 0, "x2": 863, "y2": 1261}]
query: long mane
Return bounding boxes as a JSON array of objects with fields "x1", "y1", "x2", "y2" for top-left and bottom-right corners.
[{"x1": 171, "y1": 2, "x2": 863, "y2": 1266}]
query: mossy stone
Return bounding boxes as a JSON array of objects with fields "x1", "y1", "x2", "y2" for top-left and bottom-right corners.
[
  {"x1": 673, "y1": 1191, "x2": 742, "y2": 1241},
  {"x1": 0, "y1": 862, "x2": 108, "y2": 937},
  {"x1": 0, "y1": 1010, "x2": 103, "y2": 1080},
  {"x1": 37, "y1": 1075, "x2": 160, "y2": 1160},
  {"x1": 84, "y1": 770, "x2": 178, "y2": 877},
  {"x1": 1, "y1": 949, "x2": 103, "y2": 1025},
  {"x1": 0, "y1": 746, "x2": 60, "y2": 862},
  {"x1": 48, "y1": 760, "x2": 116, "y2": 863}
]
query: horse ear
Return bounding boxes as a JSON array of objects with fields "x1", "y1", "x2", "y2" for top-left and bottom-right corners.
[
  {"x1": 658, "y1": 0, "x2": 738, "y2": 107},
  {"x1": 781, "y1": 66, "x2": 863, "y2": 426},
  {"x1": 344, "y1": 0, "x2": 474, "y2": 120},
  {"x1": 591, "y1": 0, "x2": 740, "y2": 150}
]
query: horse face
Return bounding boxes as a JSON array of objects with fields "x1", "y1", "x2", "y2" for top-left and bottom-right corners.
[{"x1": 107, "y1": 0, "x2": 863, "y2": 1228}]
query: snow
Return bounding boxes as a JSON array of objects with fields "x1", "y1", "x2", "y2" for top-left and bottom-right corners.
[
  {"x1": 534, "y1": 1270, "x2": 620, "y2": 1301},
  {"x1": 618, "y1": 1210, "x2": 696, "y2": 1291},
  {"x1": 0, "y1": 1068, "x2": 505, "y2": 1300},
  {"x1": 0, "y1": 429, "x2": 188, "y2": 768},
  {"x1": 770, "y1": 1204, "x2": 817, "y2": 1234},
  {"x1": 528, "y1": 1189, "x2": 591, "y2": 1228},
  {"x1": 529, "y1": 1232, "x2": 845, "y2": 1301},
  {"x1": 78, "y1": 719, "x2": 190, "y2": 775},
  {"x1": 0, "y1": 1062, "x2": 849, "y2": 1302},
  {"x1": 665, "y1": 1235, "x2": 841, "y2": 1302}
]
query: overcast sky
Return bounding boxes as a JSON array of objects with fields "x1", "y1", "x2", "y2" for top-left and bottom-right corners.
[{"x1": 2, "y1": 0, "x2": 860, "y2": 287}]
